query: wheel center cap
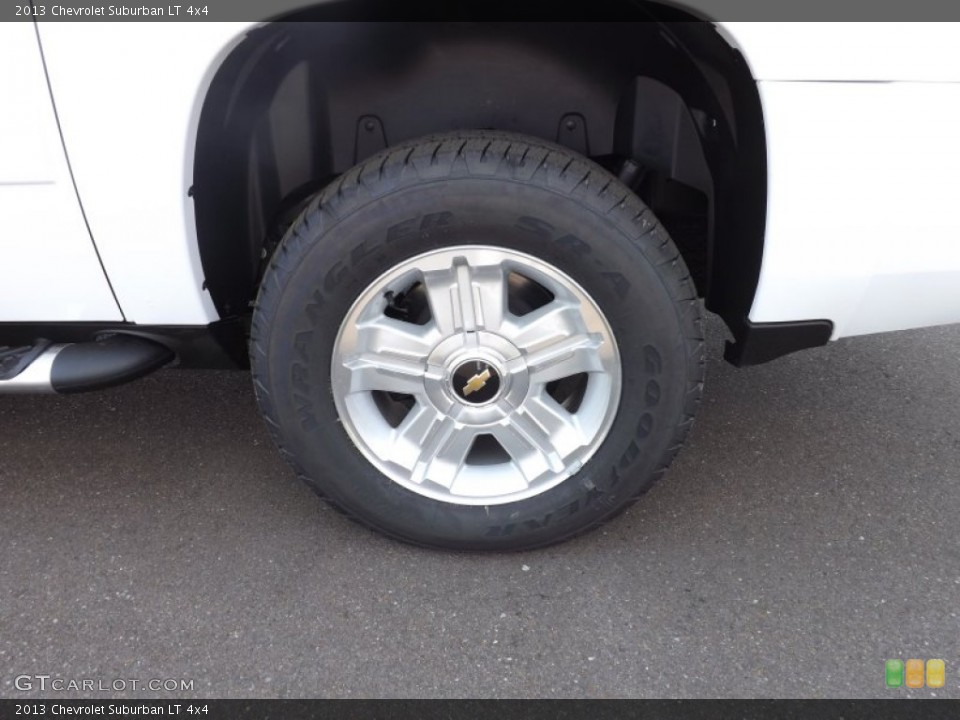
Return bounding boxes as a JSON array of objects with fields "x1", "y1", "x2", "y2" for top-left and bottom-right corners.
[{"x1": 452, "y1": 360, "x2": 502, "y2": 405}]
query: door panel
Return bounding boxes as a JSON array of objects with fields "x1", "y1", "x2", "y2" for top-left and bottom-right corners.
[
  {"x1": 34, "y1": 22, "x2": 238, "y2": 326},
  {"x1": 0, "y1": 23, "x2": 122, "y2": 322}
]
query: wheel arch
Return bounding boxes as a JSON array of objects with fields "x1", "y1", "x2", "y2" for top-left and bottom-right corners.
[{"x1": 189, "y1": 6, "x2": 767, "y2": 348}]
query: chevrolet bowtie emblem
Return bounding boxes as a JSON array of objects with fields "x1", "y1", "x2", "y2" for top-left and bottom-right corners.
[{"x1": 462, "y1": 368, "x2": 492, "y2": 397}]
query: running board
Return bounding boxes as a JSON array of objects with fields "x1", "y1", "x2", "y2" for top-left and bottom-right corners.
[{"x1": 0, "y1": 335, "x2": 174, "y2": 394}]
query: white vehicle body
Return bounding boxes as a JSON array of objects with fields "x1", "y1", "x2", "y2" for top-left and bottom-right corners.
[{"x1": 3, "y1": 19, "x2": 959, "y2": 342}]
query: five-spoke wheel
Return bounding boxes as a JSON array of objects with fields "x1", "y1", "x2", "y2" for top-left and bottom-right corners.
[{"x1": 332, "y1": 247, "x2": 621, "y2": 505}]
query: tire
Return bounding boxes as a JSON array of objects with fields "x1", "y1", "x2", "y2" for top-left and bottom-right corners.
[{"x1": 251, "y1": 131, "x2": 704, "y2": 551}]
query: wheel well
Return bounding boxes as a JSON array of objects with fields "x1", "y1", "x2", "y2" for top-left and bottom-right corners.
[{"x1": 192, "y1": 8, "x2": 766, "y2": 336}]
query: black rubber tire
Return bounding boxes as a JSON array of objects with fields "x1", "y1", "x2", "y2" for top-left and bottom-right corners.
[{"x1": 251, "y1": 131, "x2": 704, "y2": 551}]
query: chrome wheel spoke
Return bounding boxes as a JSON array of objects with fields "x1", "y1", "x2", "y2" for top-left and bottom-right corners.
[
  {"x1": 524, "y1": 391, "x2": 588, "y2": 454},
  {"x1": 471, "y1": 262, "x2": 509, "y2": 334},
  {"x1": 408, "y1": 413, "x2": 477, "y2": 487},
  {"x1": 422, "y1": 258, "x2": 508, "y2": 336},
  {"x1": 523, "y1": 332, "x2": 606, "y2": 384},
  {"x1": 504, "y1": 299, "x2": 587, "y2": 351},
  {"x1": 342, "y1": 316, "x2": 436, "y2": 395},
  {"x1": 388, "y1": 402, "x2": 474, "y2": 487},
  {"x1": 505, "y1": 299, "x2": 607, "y2": 384},
  {"x1": 355, "y1": 314, "x2": 438, "y2": 358},
  {"x1": 492, "y1": 409, "x2": 566, "y2": 484},
  {"x1": 387, "y1": 402, "x2": 443, "y2": 467},
  {"x1": 343, "y1": 354, "x2": 427, "y2": 395}
]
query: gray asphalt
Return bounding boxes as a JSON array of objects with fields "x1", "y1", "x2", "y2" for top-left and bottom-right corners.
[{"x1": 1, "y1": 314, "x2": 958, "y2": 699}]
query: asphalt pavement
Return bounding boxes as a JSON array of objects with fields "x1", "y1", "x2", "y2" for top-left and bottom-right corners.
[{"x1": 1, "y1": 314, "x2": 958, "y2": 699}]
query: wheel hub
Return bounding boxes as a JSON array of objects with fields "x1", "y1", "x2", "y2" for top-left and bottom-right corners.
[{"x1": 452, "y1": 358, "x2": 502, "y2": 405}]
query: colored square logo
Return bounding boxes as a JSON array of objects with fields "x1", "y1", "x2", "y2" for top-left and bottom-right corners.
[
  {"x1": 885, "y1": 659, "x2": 904, "y2": 688},
  {"x1": 927, "y1": 659, "x2": 946, "y2": 689},
  {"x1": 905, "y1": 659, "x2": 925, "y2": 688}
]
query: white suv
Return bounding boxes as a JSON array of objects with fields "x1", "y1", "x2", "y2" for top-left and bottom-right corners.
[{"x1": 3, "y1": 16, "x2": 959, "y2": 550}]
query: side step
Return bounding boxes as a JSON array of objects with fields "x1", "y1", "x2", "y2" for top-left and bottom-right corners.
[{"x1": 0, "y1": 334, "x2": 174, "y2": 394}]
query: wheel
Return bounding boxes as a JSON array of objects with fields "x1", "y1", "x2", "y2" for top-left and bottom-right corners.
[{"x1": 251, "y1": 131, "x2": 704, "y2": 551}]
